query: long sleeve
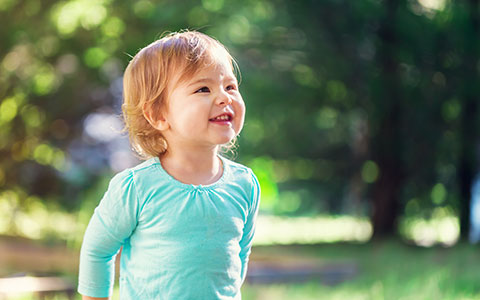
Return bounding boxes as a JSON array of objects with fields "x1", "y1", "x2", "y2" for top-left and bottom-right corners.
[
  {"x1": 238, "y1": 169, "x2": 261, "y2": 284},
  {"x1": 78, "y1": 170, "x2": 140, "y2": 298}
]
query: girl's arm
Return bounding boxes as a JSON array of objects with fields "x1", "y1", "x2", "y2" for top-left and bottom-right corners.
[
  {"x1": 78, "y1": 170, "x2": 140, "y2": 298},
  {"x1": 238, "y1": 170, "x2": 261, "y2": 283},
  {"x1": 82, "y1": 296, "x2": 109, "y2": 300}
]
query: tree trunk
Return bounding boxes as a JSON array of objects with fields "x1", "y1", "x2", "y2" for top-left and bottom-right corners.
[{"x1": 371, "y1": 0, "x2": 405, "y2": 239}]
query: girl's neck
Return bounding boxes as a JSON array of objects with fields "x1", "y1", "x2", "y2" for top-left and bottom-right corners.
[{"x1": 159, "y1": 147, "x2": 223, "y2": 186}]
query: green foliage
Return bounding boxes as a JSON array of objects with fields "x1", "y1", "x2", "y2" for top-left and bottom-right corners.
[
  {"x1": 248, "y1": 156, "x2": 279, "y2": 212},
  {"x1": 0, "y1": 0, "x2": 478, "y2": 237}
]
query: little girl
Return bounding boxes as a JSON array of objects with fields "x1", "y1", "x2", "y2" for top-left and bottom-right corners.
[{"x1": 78, "y1": 31, "x2": 260, "y2": 300}]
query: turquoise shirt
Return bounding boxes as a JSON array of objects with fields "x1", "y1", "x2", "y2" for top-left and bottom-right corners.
[{"x1": 78, "y1": 156, "x2": 260, "y2": 299}]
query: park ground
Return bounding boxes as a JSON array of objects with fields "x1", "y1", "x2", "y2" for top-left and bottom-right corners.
[{"x1": 1, "y1": 236, "x2": 480, "y2": 300}]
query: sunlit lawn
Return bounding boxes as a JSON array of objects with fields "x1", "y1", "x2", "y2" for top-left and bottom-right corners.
[
  {"x1": 3, "y1": 239, "x2": 480, "y2": 300},
  {"x1": 242, "y1": 240, "x2": 480, "y2": 300}
]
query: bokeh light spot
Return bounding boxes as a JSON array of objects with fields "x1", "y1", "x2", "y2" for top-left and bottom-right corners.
[
  {"x1": 326, "y1": 80, "x2": 347, "y2": 101},
  {"x1": 278, "y1": 191, "x2": 302, "y2": 213},
  {"x1": 441, "y1": 98, "x2": 461, "y2": 122},
  {"x1": 21, "y1": 105, "x2": 45, "y2": 128},
  {"x1": 56, "y1": 54, "x2": 79, "y2": 74},
  {"x1": 417, "y1": 0, "x2": 446, "y2": 11},
  {"x1": 83, "y1": 112, "x2": 122, "y2": 142},
  {"x1": 251, "y1": 1, "x2": 275, "y2": 21},
  {"x1": 315, "y1": 107, "x2": 338, "y2": 129},
  {"x1": 293, "y1": 158, "x2": 314, "y2": 180},
  {"x1": 0, "y1": 98, "x2": 18, "y2": 123},
  {"x1": 33, "y1": 144, "x2": 54, "y2": 165},
  {"x1": 202, "y1": 0, "x2": 224, "y2": 12},
  {"x1": 84, "y1": 47, "x2": 108, "y2": 68},
  {"x1": 292, "y1": 64, "x2": 319, "y2": 87},
  {"x1": 228, "y1": 15, "x2": 251, "y2": 44},
  {"x1": 362, "y1": 160, "x2": 379, "y2": 183},
  {"x1": 431, "y1": 183, "x2": 447, "y2": 205},
  {"x1": 32, "y1": 68, "x2": 56, "y2": 95},
  {"x1": 133, "y1": 0, "x2": 154, "y2": 18},
  {"x1": 101, "y1": 17, "x2": 125, "y2": 38},
  {"x1": 52, "y1": 0, "x2": 108, "y2": 36}
]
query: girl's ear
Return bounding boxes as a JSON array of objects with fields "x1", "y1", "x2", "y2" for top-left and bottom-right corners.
[{"x1": 142, "y1": 102, "x2": 170, "y2": 131}]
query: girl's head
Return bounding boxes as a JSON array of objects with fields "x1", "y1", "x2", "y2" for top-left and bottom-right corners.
[{"x1": 122, "y1": 30, "x2": 244, "y2": 159}]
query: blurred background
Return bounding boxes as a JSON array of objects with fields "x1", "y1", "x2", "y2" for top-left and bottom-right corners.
[{"x1": 1, "y1": 0, "x2": 480, "y2": 299}]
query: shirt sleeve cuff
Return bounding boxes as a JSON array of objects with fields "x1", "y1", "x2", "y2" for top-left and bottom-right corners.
[{"x1": 78, "y1": 283, "x2": 112, "y2": 298}]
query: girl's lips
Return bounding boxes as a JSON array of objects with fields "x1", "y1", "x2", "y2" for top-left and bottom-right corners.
[
  {"x1": 209, "y1": 119, "x2": 232, "y2": 125},
  {"x1": 209, "y1": 113, "x2": 233, "y2": 122},
  {"x1": 210, "y1": 121, "x2": 232, "y2": 125}
]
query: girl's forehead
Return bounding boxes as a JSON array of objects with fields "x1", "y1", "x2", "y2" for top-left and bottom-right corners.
[
  {"x1": 197, "y1": 61, "x2": 234, "y2": 77},
  {"x1": 178, "y1": 59, "x2": 236, "y2": 85}
]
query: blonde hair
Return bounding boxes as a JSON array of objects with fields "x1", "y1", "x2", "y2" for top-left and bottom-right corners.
[{"x1": 122, "y1": 30, "x2": 239, "y2": 159}]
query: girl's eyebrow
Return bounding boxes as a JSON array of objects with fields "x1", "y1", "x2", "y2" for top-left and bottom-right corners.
[
  {"x1": 188, "y1": 76, "x2": 237, "y2": 87},
  {"x1": 188, "y1": 78, "x2": 214, "y2": 86}
]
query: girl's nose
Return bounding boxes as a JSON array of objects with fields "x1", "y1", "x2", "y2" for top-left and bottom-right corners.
[{"x1": 217, "y1": 91, "x2": 232, "y2": 106}]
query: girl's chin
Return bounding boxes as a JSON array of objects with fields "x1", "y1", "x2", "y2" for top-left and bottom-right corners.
[
  {"x1": 215, "y1": 138, "x2": 235, "y2": 146},
  {"x1": 213, "y1": 134, "x2": 236, "y2": 146}
]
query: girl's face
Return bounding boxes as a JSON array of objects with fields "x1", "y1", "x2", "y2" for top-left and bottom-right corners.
[{"x1": 160, "y1": 60, "x2": 245, "y2": 150}]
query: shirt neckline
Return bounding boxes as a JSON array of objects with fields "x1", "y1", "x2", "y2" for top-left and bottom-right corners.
[{"x1": 152, "y1": 155, "x2": 228, "y2": 190}]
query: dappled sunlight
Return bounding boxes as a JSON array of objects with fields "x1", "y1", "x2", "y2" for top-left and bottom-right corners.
[
  {"x1": 51, "y1": 0, "x2": 109, "y2": 37},
  {"x1": 253, "y1": 215, "x2": 372, "y2": 245},
  {"x1": 254, "y1": 212, "x2": 460, "y2": 246},
  {"x1": 409, "y1": 0, "x2": 448, "y2": 18},
  {"x1": 83, "y1": 112, "x2": 122, "y2": 143},
  {"x1": 417, "y1": 0, "x2": 446, "y2": 11},
  {"x1": 400, "y1": 207, "x2": 459, "y2": 247},
  {"x1": 0, "y1": 191, "x2": 83, "y2": 245},
  {"x1": 0, "y1": 276, "x2": 73, "y2": 294}
]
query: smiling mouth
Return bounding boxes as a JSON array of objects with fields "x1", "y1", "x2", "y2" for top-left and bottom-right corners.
[{"x1": 209, "y1": 114, "x2": 233, "y2": 122}]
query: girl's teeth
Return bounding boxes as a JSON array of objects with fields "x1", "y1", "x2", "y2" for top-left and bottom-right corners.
[{"x1": 213, "y1": 115, "x2": 229, "y2": 121}]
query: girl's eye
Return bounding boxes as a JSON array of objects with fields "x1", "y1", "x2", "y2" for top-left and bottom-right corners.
[
  {"x1": 226, "y1": 85, "x2": 236, "y2": 91},
  {"x1": 195, "y1": 87, "x2": 210, "y2": 93}
]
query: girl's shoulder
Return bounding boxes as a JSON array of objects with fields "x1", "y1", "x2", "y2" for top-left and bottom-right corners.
[
  {"x1": 221, "y1": 156, "x2": 259, "y2": 188},
  {"x1": 98, "y1": 159, "x2": 159, "y2": 217},
  {"x1": 222, "y1": 156, "x2": 252, "y2": 176},
  {"x1": 107, "y1": 157, "x2": 159, "y2": 187},
  {"x1": 221, "y1": 156, "x2": 249, "y2": 172}
]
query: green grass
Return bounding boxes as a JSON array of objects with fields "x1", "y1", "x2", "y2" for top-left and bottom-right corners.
[
  {"x1": 241, "y1": 240, "x2": 480, "y2": 300},
  {"x1": 3, "y1": 240, "x2": 480, "y2": 300}
]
